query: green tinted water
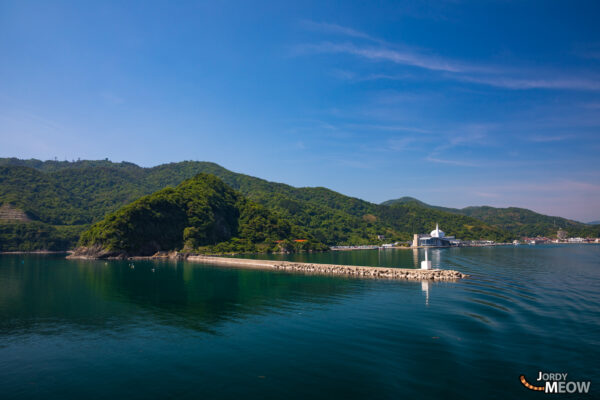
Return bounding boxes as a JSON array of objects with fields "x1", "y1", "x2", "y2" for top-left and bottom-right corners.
[{"x1": 1, "y1": 245, "x2": 598, "y2": 399}]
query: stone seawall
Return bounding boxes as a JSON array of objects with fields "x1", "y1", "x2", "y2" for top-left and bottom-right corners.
[{"x1": 187, "y1": 255, "x2": 467, "y2": 281}]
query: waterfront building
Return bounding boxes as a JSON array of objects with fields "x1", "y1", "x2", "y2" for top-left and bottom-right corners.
[{"x1": 413, "y1": 224, "x2": 455, "y2": 247}]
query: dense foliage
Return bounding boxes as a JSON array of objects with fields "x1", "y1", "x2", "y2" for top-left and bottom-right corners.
[
  {"x1": 383, "y1": 198, "x2": 600, "y2": 238},
  {"x1": 0, "y1": 222, "x2": 84, "y2": 252},
  {"x1": 378, "y1": 202, "x2": 512, "y2": 242},
  {"x1": 3, "y1": 157, "x2": 595, "y2": 251},
  {"x1": 78, "y1": 174, "x2": 326, "y2": 256}
]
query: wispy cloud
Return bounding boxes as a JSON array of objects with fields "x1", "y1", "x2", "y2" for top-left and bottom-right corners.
[
  {"x1": 330, "y1": 69, "x2": 414, "y2": 83},
  {"x1": 344, "y1": 123, "x2": 431, "y2": 134},
  {"x1": 424, "y1": 156, "x2": 479, "y2": 167},
  {"x1": 422, "y1": 124, "x2": 495, "y2": 167},
  {"x1": 388, "y1": 137, "x2": 417, "y2": 151},
  {"x1": 296, "y1": 22, "x2": 600, "y2": 91},
  {"x1": 456, "y1": 75, "x2": 600, "y2": 91},
  {"x1": 528, "y1": 134, "x2": 574, "y2": 143},
  {"x1": 429, "y1": 123, "x2": 493, "y2": 155},
  {"x1": 300, "y1": 21, "x2": 378, "y2": 42},
  {"x1": 295, "y1": 41, "x2": 467, "y2": 73}
]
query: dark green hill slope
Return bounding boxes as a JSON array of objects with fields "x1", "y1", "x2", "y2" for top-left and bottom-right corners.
[
  {"x1": 76, "y1": 174, "x2": 325, "y2": 257},
  {"x1": 458, "y1": 206, "x2": 597, "y2": 237},
  {"x1": 1, "y1": 157, "x2": 519, "y2": 251},
  {"x1": 379, "y1": 201, "x2": 510, "y2": 242},
  {"x1": 383, "y1": 198, "x2": 600, "y2": 238},
  {"x1": 0, "y1": 166, "x2": 87, "y2": 224},
  {"x1": 380, "y1": 196, "x2": 458, "y2": 214}
]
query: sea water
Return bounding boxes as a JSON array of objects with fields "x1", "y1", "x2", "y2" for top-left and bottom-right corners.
[{"x1": 1, "y1": 245, "x2": 598, "y2": 399}]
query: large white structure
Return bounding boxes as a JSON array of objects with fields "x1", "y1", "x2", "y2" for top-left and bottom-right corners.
[
  {"x1": 430, "y1": 224, "x2": 445, "y2": 238},
  {"x1": 413, "y1": 223, "x2": 455, "y2": 247}
]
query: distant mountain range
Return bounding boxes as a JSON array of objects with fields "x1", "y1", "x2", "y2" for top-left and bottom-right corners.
[
  {"x1": 587, "y1": 220, "x2": 600, "y2": 225},
  {"x1": 382, "y1": 197, "x2": 596, "y2": 238},
  {"x1": 1, "y1": 158, "x2": 598, "y2": 252}
]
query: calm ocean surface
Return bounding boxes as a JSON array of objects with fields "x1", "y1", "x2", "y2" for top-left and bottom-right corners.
[{"x1": 1, "y1": 245, "x2": 598, "y2": 399}]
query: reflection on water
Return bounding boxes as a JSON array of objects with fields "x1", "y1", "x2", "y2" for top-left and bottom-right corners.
[
  {"x1": 238, "y1": 247, "x2": 450, "y2": 270},
  {"x1": 1, "y1": 245, "x2": 599, "y2": 400},
  {"x1": 421, "y1": 280, "x2": 430, "y2": 306},
  {"x1": 0, "y1": 256, "x2": 362, "y2": 335}
]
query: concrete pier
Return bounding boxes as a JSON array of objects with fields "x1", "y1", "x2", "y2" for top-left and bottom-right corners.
[{"x1": 187, "y1": 255, "x2": 467, "y2": 281}]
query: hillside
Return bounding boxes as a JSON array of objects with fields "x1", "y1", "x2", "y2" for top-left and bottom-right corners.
[
  {"x1": 383, "y1": 198, "x2": 600, "y2": 238},
  {"x1": 74, "y1": 174, "x2": 326, "y2": 257},
  {"x1": 0, "y1": 158, "x2": 529, "y2": 251},
  {"x1": 379, "y1": 202, "x2": 510, "y2": 242},
  {"x1": 380, "y1": 196, "x2": 458, "y2": 214}
]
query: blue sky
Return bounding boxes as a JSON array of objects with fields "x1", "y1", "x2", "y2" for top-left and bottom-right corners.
[{"x1": 1, "y1": 0, "x2": 599, "y2": 222}]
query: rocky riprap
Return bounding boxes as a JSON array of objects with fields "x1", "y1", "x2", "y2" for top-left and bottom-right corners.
[{"x1": 188, "y1": 255, "x2": 467, "y2": 281}]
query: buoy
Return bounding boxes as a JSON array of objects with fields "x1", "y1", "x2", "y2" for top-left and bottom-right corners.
[{"x1": 421, "y1": 250, "x2": 432, "y2": 270}]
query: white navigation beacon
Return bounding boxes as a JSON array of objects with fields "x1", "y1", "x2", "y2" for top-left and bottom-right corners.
[{"x1": 421, "y1": 250, "x2": 432, "y2": 270}]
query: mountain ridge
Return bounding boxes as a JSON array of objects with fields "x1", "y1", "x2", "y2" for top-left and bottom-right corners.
[
  {"x1": 1, "y1": 157, "x2": 598, "y2": 251},
  {"x1": 382, "y1": 198, "x2": 596, "y2": 237}
]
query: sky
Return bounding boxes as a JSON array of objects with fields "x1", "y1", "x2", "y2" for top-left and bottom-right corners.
[{"x1": 1, "y1": 0, "x2": 599, "y2": 222}]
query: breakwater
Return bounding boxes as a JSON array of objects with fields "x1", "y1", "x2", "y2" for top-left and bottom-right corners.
[{"x1": 187, "y1": 255, "x2": 467, "y2": 280}]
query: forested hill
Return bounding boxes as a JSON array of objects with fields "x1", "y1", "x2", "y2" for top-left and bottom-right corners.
[
  {"x1": 382, "y1": 198, "x2": 600, "y2": 238},
  {"x1": 0, "y1": 158, "x2": 514, "y2": 251},
  {"x1": 75, "y1": 174, "x2": 327, "y2": 257}
]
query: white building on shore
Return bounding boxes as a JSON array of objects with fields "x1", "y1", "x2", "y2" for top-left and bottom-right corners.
[{"x1": 412, "y1": 224, "x2": 457, "y2": 247}]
